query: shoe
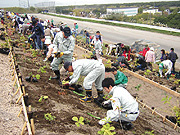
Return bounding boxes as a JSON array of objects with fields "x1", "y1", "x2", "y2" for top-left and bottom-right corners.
[
  {"x1": 51, "y1": 70, "x2": 60, "y2": 80},
  {"x1": 79, "y1": 96, "x2": 93, "y2": 103},
  {"x1": 121, "y1": 121, "x2": 133, "y2": 130}
]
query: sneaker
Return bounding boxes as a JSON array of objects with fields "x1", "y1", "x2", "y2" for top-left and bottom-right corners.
[{"x1": 79, "y1": 96, "x2": 93, "y2": 103}]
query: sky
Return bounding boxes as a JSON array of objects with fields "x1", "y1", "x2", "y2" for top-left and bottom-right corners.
[{"x1": 0, "y1": 0, "x2": 179, "y2": 7}]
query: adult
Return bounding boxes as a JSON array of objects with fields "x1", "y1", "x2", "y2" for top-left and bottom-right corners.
[
  {"x1": 91, "y1": 31, "x2": 103, "y2": 45},
  {"x1": 160, "y1": 49, "x2": 167, "y2": 61},
  {"x1": 120, "y1": 44, "x2": 131, "y2": 61},
  {"x1": 63, "y1": 59, "x2": 105, "y2": 102},
  {"x1": 145, "y1": 47, "x2": 155, "y2": 71},
  {"x1": 111, "y1": 68, "x2": 128, "y2": 88},
  {"x1": 99, "y1": 78, "x2": 139, "y2": 130},
  {"x1": 168, "y1": 48, "x2": 178, "y2": 72},
  {"x1": 51, "y1": 27, "x2": 75, "y2": 80},
  {"x1": 111, "y1": 53, "x2": 131, "y2": 70},
  {"x1": 31, "y1": 19, "x2": 44, "y2": 50},
  {"x1": 43, "y1": 38, "x2": 57, "y2": 62},
  {"x1": 84, "y1": 30, "x2": 90, "y2": 44},
  {"x1": 159, "y1": 60, "x2": 173, "y2": 78},
  {"x1": 94, "y1": 35, "x2": 102, "y2": 61},
  {"x1": 142, "y1": 45, "x2": 150, "y2": 59}
]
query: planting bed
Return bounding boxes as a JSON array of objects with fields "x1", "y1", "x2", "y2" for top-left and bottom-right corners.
[{"x1": 12, "y1": 45, "x2": 179, "y2": 135}]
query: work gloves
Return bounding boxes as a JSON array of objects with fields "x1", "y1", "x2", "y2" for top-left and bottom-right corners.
[
  {"x1": 102, "y1": 100, "x2": 110, "y2": 107},
  {"x1": 55, "y1": 52, "x2": 64, "y2": 57}
]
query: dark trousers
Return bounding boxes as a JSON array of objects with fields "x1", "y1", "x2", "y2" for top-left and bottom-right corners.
[{"x1": 172, "y1": 61, "x2": 176, "y2": 72}]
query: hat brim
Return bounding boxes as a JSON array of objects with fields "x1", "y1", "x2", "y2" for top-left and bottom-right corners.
[{"x1": 64, "y1": 32, "x2": 71, "y2": 37}]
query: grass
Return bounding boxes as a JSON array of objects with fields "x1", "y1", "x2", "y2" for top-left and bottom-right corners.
[
  {"x1": 46, "y1": 13, "x2": 180, "y2": 37},
  {"x1": 2, "y1": 7, "x2": 35, "y2": 14}
]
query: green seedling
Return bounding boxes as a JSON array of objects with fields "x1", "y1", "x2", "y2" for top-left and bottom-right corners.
[
  {"x1": 38, "y1": 96, "x2": 48, "y2": 102},
  {"x1": 98, "y1": 123, "x2": 116, "y2": 135},
  {"x1": 135, "y1": 84, "x2": 141, "y2": 91},
  {"x1": 44, "y1": 113, "x2": 56, "y2": 121},
  {"x1": 172, "y1": 106, "x2": 180, "y2": 125},
  {"x1": 49, "y1": 76, "x2": 52, "y2": 80},
  {"x1": 143, "y1": 130, "x2": 154, "y2": 135},
  {"x1": 36, "y1": 74, "x2": 40, "y2": 79},
  {"x1": 87, "y1": 113, "x2": 101, "y2": 119},
  {"x1": 144, "y1": 69, "x2": 151, "y2": 76},
  {"x1": 161, "y1": 95, "x2": 172, "y2": 104},
  {"x1": 72, "y1": 116, "x2": 84, "y2": 127},
  {"x1": 103, "y1": 94, "x2": 112, "y2": 100},
  {"x1": 38, "y1": 66, "x2": 47, "y2": 73}
]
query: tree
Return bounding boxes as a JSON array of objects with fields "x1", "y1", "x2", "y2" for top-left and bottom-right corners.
[
  {"x1": 30, "y1": 6, "x2": 35, "y2": 12},
  {"x1": 138, "y1": 7, "x2": 143, "y2": 14}
]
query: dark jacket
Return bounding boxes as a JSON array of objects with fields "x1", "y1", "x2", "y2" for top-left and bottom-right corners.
[
  {"x1": 168, "y1": 51, "x2": 178, "y2": 62},
  {"x1": 32, "y1": 23, "x2": 44, "y2": 36},
  {"x1": 160, "y1": 54, "x2": 167, "y2": 61}
]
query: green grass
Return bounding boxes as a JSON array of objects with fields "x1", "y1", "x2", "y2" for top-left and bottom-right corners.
[
  {"x1": 2, "y1": 7, "x2": 36, "y2": 14},
  {"x1": 46, "y1": 13, "x2": 180, "y2": 36}
]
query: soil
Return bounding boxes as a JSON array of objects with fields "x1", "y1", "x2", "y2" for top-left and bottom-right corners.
[{"x1": 0, "y1": 25, "x2": 179, "y2": 135}]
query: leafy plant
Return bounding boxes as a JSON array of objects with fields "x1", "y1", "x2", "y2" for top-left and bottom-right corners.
[
  {"x1": 143, "y1": 130, "x2": 154, "y2": 135},
  {"x1": 32, "y1": 74, "x2": 41, "y2": 79},
  {"x1": 144, "y1": 69, "x2": 151, "y2": 76},
  {"x1": 72, "y1": 116, "x2": 84, "y2": 127},
  {"x1": 172, "y1": 106, "x2": 180, "y2": 125},
  {"x1": 38, "y1": 96, "x2": 48, "y2": 102},
  {"x1": 98, "y1": 123, "x2": 116, "y2": 135},
  {"x1": 161, "y1": 95, "x2": 172, "y2": 104},
  {"x1": 44, "y1": 113, "x2": 56, "y2": 121},
  {"x1": 38, "y1": 66, "x2": 47, "y2": 73},
  {"x1": 135, "y1": 84, "x2": 141, "y2": 91}
]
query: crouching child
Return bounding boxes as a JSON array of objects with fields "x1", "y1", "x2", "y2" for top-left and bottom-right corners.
[{"x1": 99, "y1": 78, "x2": 139, "y2": 130}]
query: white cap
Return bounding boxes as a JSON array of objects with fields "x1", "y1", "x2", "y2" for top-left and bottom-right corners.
[
  {"x1": 45, "y1": 39, "x2": 51, "y2": 45},
  {"x1": 150, "y1": 47, "x2": 154, "y2": 51}
]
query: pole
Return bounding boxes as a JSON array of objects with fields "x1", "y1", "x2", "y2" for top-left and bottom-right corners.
[{"x1": 27, "y1": 0, "x2": 30, "y2": 8}]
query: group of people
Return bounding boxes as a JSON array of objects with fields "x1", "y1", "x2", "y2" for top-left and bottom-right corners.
[{"x1": 3, "y1": 11, "x2": 179, "y2": 130}]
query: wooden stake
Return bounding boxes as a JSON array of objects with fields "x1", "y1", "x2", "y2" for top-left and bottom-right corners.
[
  {"x1": 12, "y1": 68, "x2": 15, "y2": 76},
  {"x1": 31, "y1": 119, "x2": 35, "y2": 135},
  {"x1": 163, "y1": 116, "x2": 166, "y2": 122},
  {"x1": 12, "y1": 73, "x2": 15, "y2": 81},
  {"x1": 19, "y1": 78, "x2": 22, "y2": 86},
  {"x1": 29, "y1": 105, "x2": 31, "y2": 112},
  {"x1": 13, "y1": 78, "x2": 17, "y2": 87},
  {"x1": 142, "y1": 103, "x2": 146, "y2": 108},
  {"x1": 13, "y1": 87, "x2": 20, "y2": 96},
  {"x1": 21, "y1": 121, "x2": 27, "y2": 135},
  {"x1": 17, "y1": 107, "x2": 23, "y2": 117},
  {"x1": 152, "y1": 108, "x2": 156, "y2": 114},
  {"x1": 22, "y1": 85, "x2": 26, "y2": 95},
  {"x1": 10, "y1": 59, "x2": 14, "y2": 67},
  {"x1": 174, "y1": 123, "x2": 178, "y2": 129},
  {"x1": 16, "y1": 93, "x2": 23, "y2": 104}
]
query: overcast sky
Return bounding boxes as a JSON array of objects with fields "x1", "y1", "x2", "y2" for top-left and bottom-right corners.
[{"x1": 0, "y1": 0, "x2": 179, "y2": 7}]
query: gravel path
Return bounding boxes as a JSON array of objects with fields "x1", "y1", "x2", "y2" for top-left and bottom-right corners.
[{"x1": 0, "y1": 53, "x2": 24, "y2": 135}]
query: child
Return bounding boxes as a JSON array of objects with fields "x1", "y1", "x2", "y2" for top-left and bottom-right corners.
[
  {"x1": 99, "y1": 78, "x2": 139, "y2": 130},
  {"x1": 111, "y1": 68, "x2": 128, "y2": 88}
]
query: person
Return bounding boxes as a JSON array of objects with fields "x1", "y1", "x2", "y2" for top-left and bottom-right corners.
[
  {"x1": 43, "y1": 38, "x2": 57, "y2": 62},
  {"x1": 91, "y1": 31, "x2": 103, "y2": 45},
  {"x1": 84, "y1": 30, "x2": 90, "y2": 44},
  {"x1": 105, "y1": 44, "x2": 117, "y2": 56},
  {"x1": 120, "y1": 44, "x2": 131, "y2": 61},
  {"x1": 133, "y1": 54, "x2": 147, "y2": 71},
  {"x1": 111, "y1": 53, "x2": 131, "y2": 70},
  {"x1": 63, "y1": 59, "x2": 105, "y2": 102},
  {"x1": 111, "y1": 68, "x2": 128, "y2": 88},
  {"x1": 168, "y1": 48, "x2": 178, "y2": 73},
  {"x1": 99, "y1": 78, "x2": 139, "y2": 130},
  {"x1": 145, "y1": 47, "x2": 155, "y2": 71},
  {"x1": 159, "y1": 60, "x2": 173, "y2": 78},
  {"x1": 160, "y1": 49, "x2": 167, "y2": 61},
  {"x1": 94, "y1": 35, "x2": 102, "y2": 61},
  {"x1": 51, "y1": 27, "x2": 75, "y2": 80},
  {"x1": 74, "y1": 22, "x2": 78, "y2": 37},
  {"x1": 31, "y1": 19, "x2": 44, "y2": 50},
  {"x1": 142, "y1": 45, "x2": 150, "y2": 59}
]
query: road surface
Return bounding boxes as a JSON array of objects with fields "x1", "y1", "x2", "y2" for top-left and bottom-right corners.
[{"x1": 34, "y1": 13, "x2": 180, "y2": 63}]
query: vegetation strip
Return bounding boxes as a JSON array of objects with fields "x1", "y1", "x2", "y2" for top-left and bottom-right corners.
[
  {"x1": 45, "y1": 13, "x2": 180, "y2": 36},
  {"x1": 87, "y1": 113, "x2": 101, "y2": 120}
]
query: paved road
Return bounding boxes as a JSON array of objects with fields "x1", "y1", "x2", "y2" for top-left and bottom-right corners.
[{"x1": 34, "y1": 13, "x2": 180, "y2": 63}]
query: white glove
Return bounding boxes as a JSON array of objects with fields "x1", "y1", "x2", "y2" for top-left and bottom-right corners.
[
  {"x1": 43, "y1": 58, "x2": 47, "y2": 62},
  {"x1": 165, "y1": 73, "x2": 168, "y2": 76},
  {"x1": 98, "y1": 119, "x2": 106, "y2": 125},
  {"x1": 102, "y1": 100, "x2": 110, "y2": 106}
]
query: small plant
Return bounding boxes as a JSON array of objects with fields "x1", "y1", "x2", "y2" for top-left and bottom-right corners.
[
  {"x1": 38, "y1": 66, "x2": 47, "y2": 73},
  {"x1": 143, "y1": 130, "x2": 154, "y2": 135},
  {"x1": 98, "y1": 123, "x2": 116, "y2": 135},
  {"x1": 161, "y1": 95, "x2": 172, "y2": 104},
  {"x1": 172, "y1": 106, "x2": 180, "y2": 125},
  {"x1": 135, "y1": 84, "x2": 141, "y2": 91},
  {"x1": 44, "y1": 113, "x2": 56, "y2": 121},
  {"x1": 32, "y1": 74, "x2": 41, "y2": 79},
  {"x1": 72, "y1": 116, "x2": 84, "y2": 127},
  {"x1": 144, "y1": 69, "x2": 151, "y2": 76},
  {"x1": 38, "y1": 96, "x2": 48, "y2": 102}
]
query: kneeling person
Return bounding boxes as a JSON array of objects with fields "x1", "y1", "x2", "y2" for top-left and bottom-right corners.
[{"x1": 99, "y1": 78, "x2": 139, "y2": 129}]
